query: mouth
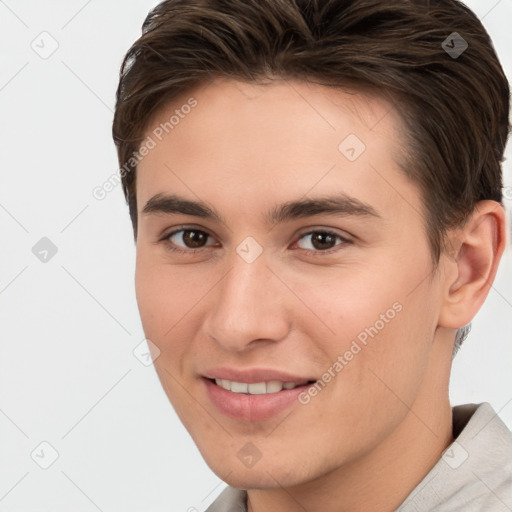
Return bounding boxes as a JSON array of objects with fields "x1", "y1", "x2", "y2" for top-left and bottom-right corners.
[
  {"x1": 207, "y1": 377, "x2": 317, "y2": 394},
  {"x1": 203, "y1": 377, "x2": 318, "y2": 422}
]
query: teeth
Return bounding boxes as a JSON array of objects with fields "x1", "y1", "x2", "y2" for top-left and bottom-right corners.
[
  {"x1": 266, "y1": 381, "x2": 284, "y2": 393},
  {"x1": 214, "y1": 379, "x2": 307, "y2": 394},
  {"x1": 247, "y1": 382, "x2": 266, "y2": 394},
  {"x1": 231, "y1": 381, "x2": 248, "y2": 393}
]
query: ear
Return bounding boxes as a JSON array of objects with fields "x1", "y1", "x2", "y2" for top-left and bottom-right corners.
[{"x1": 438, "y1": 200, "x2": 507, "y2": 329}]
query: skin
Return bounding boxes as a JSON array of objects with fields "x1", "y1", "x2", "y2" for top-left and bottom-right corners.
[{"x1": 134, "y1": 78, "x2": 506, "y2": 512}]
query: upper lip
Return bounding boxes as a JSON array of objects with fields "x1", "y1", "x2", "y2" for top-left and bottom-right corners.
[{"x1": 202, "y1": 367, "x2": 317, "y2": 384}]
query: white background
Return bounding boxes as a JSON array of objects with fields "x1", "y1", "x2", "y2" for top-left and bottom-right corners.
[{"x1": 0, "y1": 1, "x2": 511, "y2": 510}]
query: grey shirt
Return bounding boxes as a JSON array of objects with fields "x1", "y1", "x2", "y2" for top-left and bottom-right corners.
[{"x1": 206, "y1": 402, "x2": 512, "y2": 511}]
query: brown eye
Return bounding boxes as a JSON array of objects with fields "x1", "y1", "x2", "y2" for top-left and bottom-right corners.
[
  {"x1": 296, "y1": 231, "x2": 347, "y2": 252},
  {"x1": 168, "y1": 229, "x2": 212, "y2": 249}
]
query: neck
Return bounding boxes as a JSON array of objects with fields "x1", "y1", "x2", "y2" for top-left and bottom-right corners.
[{"x1": 247, "y1": 335, "x2": 455, "y2": 512}]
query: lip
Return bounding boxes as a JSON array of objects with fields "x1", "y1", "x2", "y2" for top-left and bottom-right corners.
[
  {"x1": 202, "y1": 367, "x2": 317, "y2": 384},
  {"x1": 203, "y1": 377, "x2": 315, "y2": 422}
]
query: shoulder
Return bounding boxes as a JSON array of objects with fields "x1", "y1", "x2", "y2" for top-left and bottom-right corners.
[
  {"x1": 399, "y1": 402, "x2": 512, "y2": 511},
  {"x1": 205, "y1": 486, "x2": 247, "y2": 512}
]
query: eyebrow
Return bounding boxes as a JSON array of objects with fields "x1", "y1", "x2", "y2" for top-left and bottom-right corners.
[{"x1": 142, "y1": 192, "x2": 381, "y2": 225}]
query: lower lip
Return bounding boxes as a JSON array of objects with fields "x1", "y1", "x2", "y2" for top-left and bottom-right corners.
[{"x1": 203, "y1": 378, "x2": 314, "y2": 422}]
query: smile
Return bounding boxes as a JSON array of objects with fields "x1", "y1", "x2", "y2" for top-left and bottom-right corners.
[
  {"x1": 212, "y1": 378, "x2": 314, "y2": 394},
  {"x1": 203, "y1": 377, "x2": 317, "y2": 422}
]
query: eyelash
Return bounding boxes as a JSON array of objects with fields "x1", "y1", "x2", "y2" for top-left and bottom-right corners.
[{"x1": 159, "y1": 226, "x2": 351, "y2": 256}]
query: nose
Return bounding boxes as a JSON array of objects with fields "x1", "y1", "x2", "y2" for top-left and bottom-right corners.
[{"x1": 202, "y1": 252, "x2": 291, "y2": 352}]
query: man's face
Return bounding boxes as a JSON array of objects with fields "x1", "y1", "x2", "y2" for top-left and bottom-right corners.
[{"x1": 135, "y1": 79, "x2": 446, "y2": 488}]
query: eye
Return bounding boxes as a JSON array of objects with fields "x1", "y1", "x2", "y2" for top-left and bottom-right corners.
[
  {"x1": 162, "y1": 227, "x2": 218, "y2": 253},
  {"x1": 295, "y1": 230, "x2": 349, "y2": 254},
  {"x1": 159, "y1": 227, "x2": 350, "y2": 256}
]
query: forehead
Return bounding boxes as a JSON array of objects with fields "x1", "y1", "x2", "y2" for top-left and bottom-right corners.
[
  {"x1": 143, "y1": 78, "x2": 402, "y2": 149},
  {"x1": 136, "y1": 78, "x2": 416, "y2": 224}
]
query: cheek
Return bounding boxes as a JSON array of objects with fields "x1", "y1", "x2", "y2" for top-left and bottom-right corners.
[
  {"x1": 135, "y1": 249, "x2": 201, "y2": 335},
  {"x1": 134, "y1": 251, "x2": 217, "y2": 383},
  {"x1": 134, "y1": 258, "x2": 163, "y2": 338},
  {"x1": 135, "y1": 255, "x2": 204, "y2": 421},
  {"x1": 284, "y1": 263, "x2": 404, "y2": 351},
  {"x1": 134, "y1": 252, "x2": 187, "y2": 356},
  {"x1": 296, "y1": 260, "x2": 436, "y2": 401}
]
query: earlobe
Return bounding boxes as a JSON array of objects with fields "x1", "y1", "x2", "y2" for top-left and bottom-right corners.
[{"x1": 438, "y1": 200, "x2": 507, "y2": 330}]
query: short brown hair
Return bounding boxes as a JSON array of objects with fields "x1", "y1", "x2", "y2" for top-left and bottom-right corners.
[{"x1": 112, "y1": 0, "x2": 510, "y2": 262}]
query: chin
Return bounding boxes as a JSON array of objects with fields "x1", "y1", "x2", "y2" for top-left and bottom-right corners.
[
  {"x1": 222, "y1": 469, "x2": 302, "y2": 490},
  {"x1": 202, "y1": 450, "x2": 317, "y2": 490}
]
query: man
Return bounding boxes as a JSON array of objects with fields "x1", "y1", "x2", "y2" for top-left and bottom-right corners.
[{"x1": 112, "y1": 0, "x2": 512, "y2": 510}]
